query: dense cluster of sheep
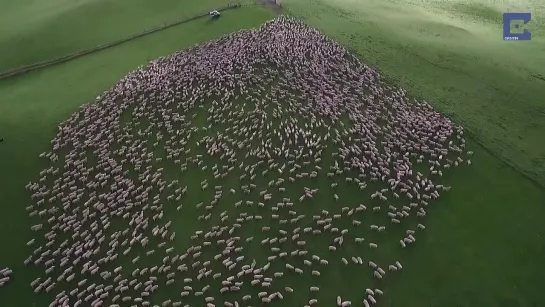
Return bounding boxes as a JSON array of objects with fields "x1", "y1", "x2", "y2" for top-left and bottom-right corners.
[
  {"x1": 24, "y1": 15, "x2": 470, "y2": 307},
  {"x1": 0, "y1": 268, "x2": 12, "y2": 287}
]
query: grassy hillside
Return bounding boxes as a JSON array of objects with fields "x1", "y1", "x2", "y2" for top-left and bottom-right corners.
[
  {"x1": 283, "y1": 0, "x2": 545, "y2": 187},
  {"x1": 0, "y1": 6, "x2": 276, "y2": 307},
  {"x1": 277, "y1": 1, "x2": 545, "y2": 305},
  {"x1": 0, "y1": 1, "x2": 543, "y2": 307}
]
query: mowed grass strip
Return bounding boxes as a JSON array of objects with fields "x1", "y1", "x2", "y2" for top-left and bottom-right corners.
[
  {"x1": 0, "y1": 7, "x2": 275, "y2": 307},
  {"x1": 0, "y1": 0, "x2": 250, "y2": 70},
  {"x1": 283, "y1": 0, "x2": 545, "y2": 187}
]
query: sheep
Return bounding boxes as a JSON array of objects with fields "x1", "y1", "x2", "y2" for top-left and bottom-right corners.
[{"x1": 20, "y1": 16, "x2": 469, "y2": 307}]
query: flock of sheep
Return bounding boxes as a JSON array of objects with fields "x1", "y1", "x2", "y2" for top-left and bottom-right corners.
[{"x1": 21, "y1": 16, "x2": 471, "y2": 307}]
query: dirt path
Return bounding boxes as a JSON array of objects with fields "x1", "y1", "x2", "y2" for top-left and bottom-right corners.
[{"x1": 257, "y1": 0, "x2": 283, "y2": 14}]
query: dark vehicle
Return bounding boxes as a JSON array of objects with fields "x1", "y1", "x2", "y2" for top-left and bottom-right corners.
[{"x1": 210, "y1": 10, "x2": 221, "y2": 19}]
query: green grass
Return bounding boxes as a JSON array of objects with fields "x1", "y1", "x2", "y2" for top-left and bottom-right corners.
[
  {"x1": 276, "y1": 0, "x2": 545, "y2": 305},
  {"x1": 0, "y1": 0, "x2": 249, "y2": 70},
  {"x1": 382, "y1": 143, "x2": 545, "y2": 307},
  {"x1": 0, "y1": 6, "x2": 276, "y2": 307},
  {"x1": 0, "y1": 1, "x2": 544, "y2": 307},
  {"x1": 283, "y1": 0, "x2": 545, "y2": 187}
]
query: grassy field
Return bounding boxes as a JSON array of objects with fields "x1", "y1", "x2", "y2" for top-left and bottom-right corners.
[
  {"x1": 278, "y1": 0, "x2": 545, "y2": 305},
  {"x1": 0, "y1": 0, "x2": 246, "y2": 70},
  {"x1": 284, "y1": 0, "x2": 545, "y2": 187},
  {"x1": 0, "y1": 1, "x2": 544, "y2": 307}
]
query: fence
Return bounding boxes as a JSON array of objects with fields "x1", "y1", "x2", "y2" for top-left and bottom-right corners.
[{"x1": 0, "y1": 3, "x2": 252, "y2": 81}]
